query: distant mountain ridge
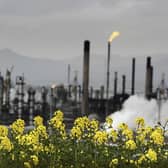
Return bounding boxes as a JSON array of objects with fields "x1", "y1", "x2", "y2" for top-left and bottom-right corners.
[
  {"x1": 0, "y1": 48, "x2": 168, "y2": 92},
  {"x1": 0, "y1": 48, "x2": 68, "y2": 85}
]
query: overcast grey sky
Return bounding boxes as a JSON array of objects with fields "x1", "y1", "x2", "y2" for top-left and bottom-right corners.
[{"x1": 0, "y1": 0, "x2": 168, "y2": 60}]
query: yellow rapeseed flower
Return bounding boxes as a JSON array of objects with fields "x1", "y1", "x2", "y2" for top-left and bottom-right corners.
[
  {"x1": 49, "y1": 110, "x2": 67, "y2": 139},
  {"x1": 145, "y1": 148, "x2": 157, "y2": 162},
  {"x1": 17, "y1": 130, "x2": 39, "y2": 150},
  {"x1": 70, "y1": 126, "x2": 82, "y2": 140},
  {"x1": 108, "y1": 129, "x2": 118, "y2": 142},
  {"x1": 20, "y1": 151, "x2": 26, "y2": 159},
  {"x1": 125, "y1": 139, "x2": 137, "y2": 150},
  {"x1": 109, "y1": 158, "x2": 118, "y2": 168},
  {"x1": 0, "y1": 136, "x2": 13, "y2": 152},
  {"x1": 30, "y1": 155, "x2": 39, "y2": 166},
  {"x1": 52, "y1": 110, "x2": 64, "y2": 122},
  {"x1": 24, "y1": 162, "x2": 31, "y2": 168},
  {"x1": 34, "y1": 116, "x2": 43, "y2": 127},
  {"x1": 93, "y1": 131, "x2": 108, "y2": 145},
  {"x1": 71, "y1": 116, "x2": 99, "y2": 140},
  {"x1": 137, "y1": 155, "x2": 146, "y2": 164},
  {"x1": 89, "y1": 119, "x2": 99, "y2": 132},
  {"x1": 150, "y1": 128, "x2": 164, "y2": 146},
  {"x1": 36, "y1": 125, "x2": 48, "y2": 139},
  {"x1": 144, "y1": 126, "x2": 152, "y2": 135},
  {"x1": 118, "y1": 123, "x2": 128, "y2": 130},
  {"x1": 74, "y1": 116, "x2": 90, "y2": 131},
  {"x1": 135, "y1": 117, "x2": 145, "y2": 127},
  {"x1": 44, "y1": 143, "x2": 54, "y2": 154},
  {"x1": 0, "y1": 125, "x2": 8, "y2": 137},
  {"x1": 122, "y1": 128, "x2": 133, "y2": 140},
  {"x1": 105, "y1": 117, "x2": 113, "y2": 127},
  {"x1": 10, "y1": 119, "x2": 25, "y2": 135},
  {"x1": 136, "y1": 132, "x2": 146, "y2": 144}
]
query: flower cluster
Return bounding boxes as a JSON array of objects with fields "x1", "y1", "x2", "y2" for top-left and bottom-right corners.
[
  {"x1": 10, "y1": 119, "x2": 25, "y2": 135},
  {"x1": 0, "y1": 125, "x2": 13, "y2": 152},
  {"x1": 93, "y1": 130, "x2": 108, "y2": 145},
  {"x1": 0, "y1": 125, "x2": 8, "y2": 137},
  {"x1": 34, "y1": 116, "x2": 43, "y2": 127},
  {"x1": 0, "y1": 112, "x2": 167, "y2": 168},
  {"x1": 70, "y1": 116, "x2": 99, "y2": 140},
  {"x1": 49, "y1": 110, "x2": 66, "y2": 139}
]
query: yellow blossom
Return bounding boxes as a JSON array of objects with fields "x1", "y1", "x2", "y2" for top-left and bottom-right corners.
[
  {"x1": 30, "y1": 155, "x2": 39, "y2": 166},
  {"x1": 136, "y1": 117, "x2": 145, "y2": 127},
  {"x1": 70, "y1": 126, "x2": 82, "y2": 140},
  {"x1": 136, "y1": 132, "x2": 146, "y2": 144},
  {"x1": 17, "y1": 130, "x2": 42, "y2": 153},
  {"x1": 34, "y1": 116, "x2": 43, "y2": 127},
  {"x1": 89, "y1": 119, "x2": 99, "y2": 132},
  {"x1": 49, "y1": 110, "x2": 67, "y2": 139},
  {"x1": 144, "y1": 126, "x2": 152, "y2": 135},
  {"x1": 0, "y1": 125, "x2": 8, "y2": 137},
  {"x1": 24, "y1": 162, "x2": 31, "y2": 168},
  {"x1": 52, "y1": 110, "x2": 64, "y2": 122},
  {"x1": 125, "y1": 140, "x2": 136, "y2": 150},
  {"x1": 0, "y1": 136, "x2": 13, "y2": 152},
  {"x1": 108, "y1": 129, "x2": 118, "y2": 142},
  {"x1": 11, "y1": 154, "x2": 15, "y2": 160},
  {"x1": 130, "y1": 159, "x2": 134, "y2": 164},
  {"x1": 74, "y1": 116, "x2": 90, "y2": 131},
  {"x1": 122, "y1": 128, "x2": 133, "y2": 140},
  {"x1": 93, "y1": 131, "x2": 108, "y2": 145},
  {"x1": 109, "y1": 158, "x2": 118, "y2": 167},
  {"x1": 105, "y1": 117, "x2": 113, "y2": 127},
  {"x1": 150, "y1": 128, "x2": 164, "y2": 146},
  {"x1": 145, "y1": 149, "x2": 157, "y2": 162},
  {"x1": 20, "y1": 151, "x2": 26, "y2": 159},
  {"x1": 118, "y1": 123, "x2": 128, "y2": 130},
  {"x1": 36, "y1": 125, "x2": 48, "y2": 139},
  {"x1": 138, "y1": 155, "x2": 146, "y2": 164},
  {"x1": 10, "y1": 119, "x2": 25, "y2": 135}
]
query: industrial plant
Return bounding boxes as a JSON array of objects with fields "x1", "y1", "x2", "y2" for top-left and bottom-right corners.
[{"x1": 0, "y1": 40, "x2": 168, "y2": 129}]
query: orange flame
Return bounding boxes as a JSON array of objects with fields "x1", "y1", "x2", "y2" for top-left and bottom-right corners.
[{"x1": 108, "y1": 31, "x2": 120, "y2": 43}]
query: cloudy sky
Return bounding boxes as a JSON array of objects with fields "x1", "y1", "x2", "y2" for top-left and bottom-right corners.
[{"x1": 0, "y1": 0, "x2": 168, "y2": 60}]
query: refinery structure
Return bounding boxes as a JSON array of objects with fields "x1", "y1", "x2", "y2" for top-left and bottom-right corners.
[{"x1": 0, "y1": 40, "x2": 168, "y2": 128}]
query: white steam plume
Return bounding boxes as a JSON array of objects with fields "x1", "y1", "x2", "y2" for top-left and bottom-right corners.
[{"x1": 109, "y1": 95, "x2": 168, "y2": 129}]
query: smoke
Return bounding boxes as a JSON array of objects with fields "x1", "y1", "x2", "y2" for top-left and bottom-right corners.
[{"x1": 109, "y1": 95, "x2": 168, "y2": 129}]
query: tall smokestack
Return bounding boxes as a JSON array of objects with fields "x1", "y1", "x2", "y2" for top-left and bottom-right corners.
[
  {"x1": 78, "y1": 85, "x2": 81, "y2": 101},
  {"x1": 122, "y1": 75, "x2": 126, "y2": 95},
  {"x1": 147, "y1": 57, "x2": 151, "y2": 68},
  {"x1": 114, "y1": 72, "x2": 118, "y2": 96},
  {"x1": 90, "y1": 86, "x2": 93, "y2": 99},
  {"x1": 100, "y1": 86, "x2": 104, "y2": 99},
  {"x1": 82, "y1": 40, "x2": 90, "y2": 116},
  {"x1": 150, "y1": 66, "x2": 153, "y2": 93},
  {"x1": 105, "y1": 42, "x2": 111, "y2": 117},
  {"x1": 131, "y1": 58, "x2": 135, "y2": 95},
  {"x1": 67, "y1": 64, "x2": 71, "y2": 85},
  {"x1": 0, "y1": 73, "x2": 3, "y2": 114},
  {"x1": 145, "y1": 57, "x2": 153, "y2": 98}
]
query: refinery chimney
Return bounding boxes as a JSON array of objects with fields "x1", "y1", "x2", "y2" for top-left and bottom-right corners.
[
  {"x1": 122, "y1": 75, "x2": 126, "y2": 95},
  {"x1": 114, "y1": 72, "x2": 118, "y2": 96},
  {"x1": 82, "y1": 40, "x2": 90, "y2": 116},
  {"x1": 131, "y1": 58, "x2": 135, "y2": 95},
  {"x1": 145, "y1": 57, "x2": 153, "y2": 99}
]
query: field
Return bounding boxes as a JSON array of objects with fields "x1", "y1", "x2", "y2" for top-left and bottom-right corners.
[{"x1": 0, "y1": 110, "x2": 168, "y2": 168}]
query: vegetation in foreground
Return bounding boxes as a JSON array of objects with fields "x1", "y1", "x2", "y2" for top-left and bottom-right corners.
[{"x1": 0, "y1": 110, "x2": 168, "y2": 168}]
